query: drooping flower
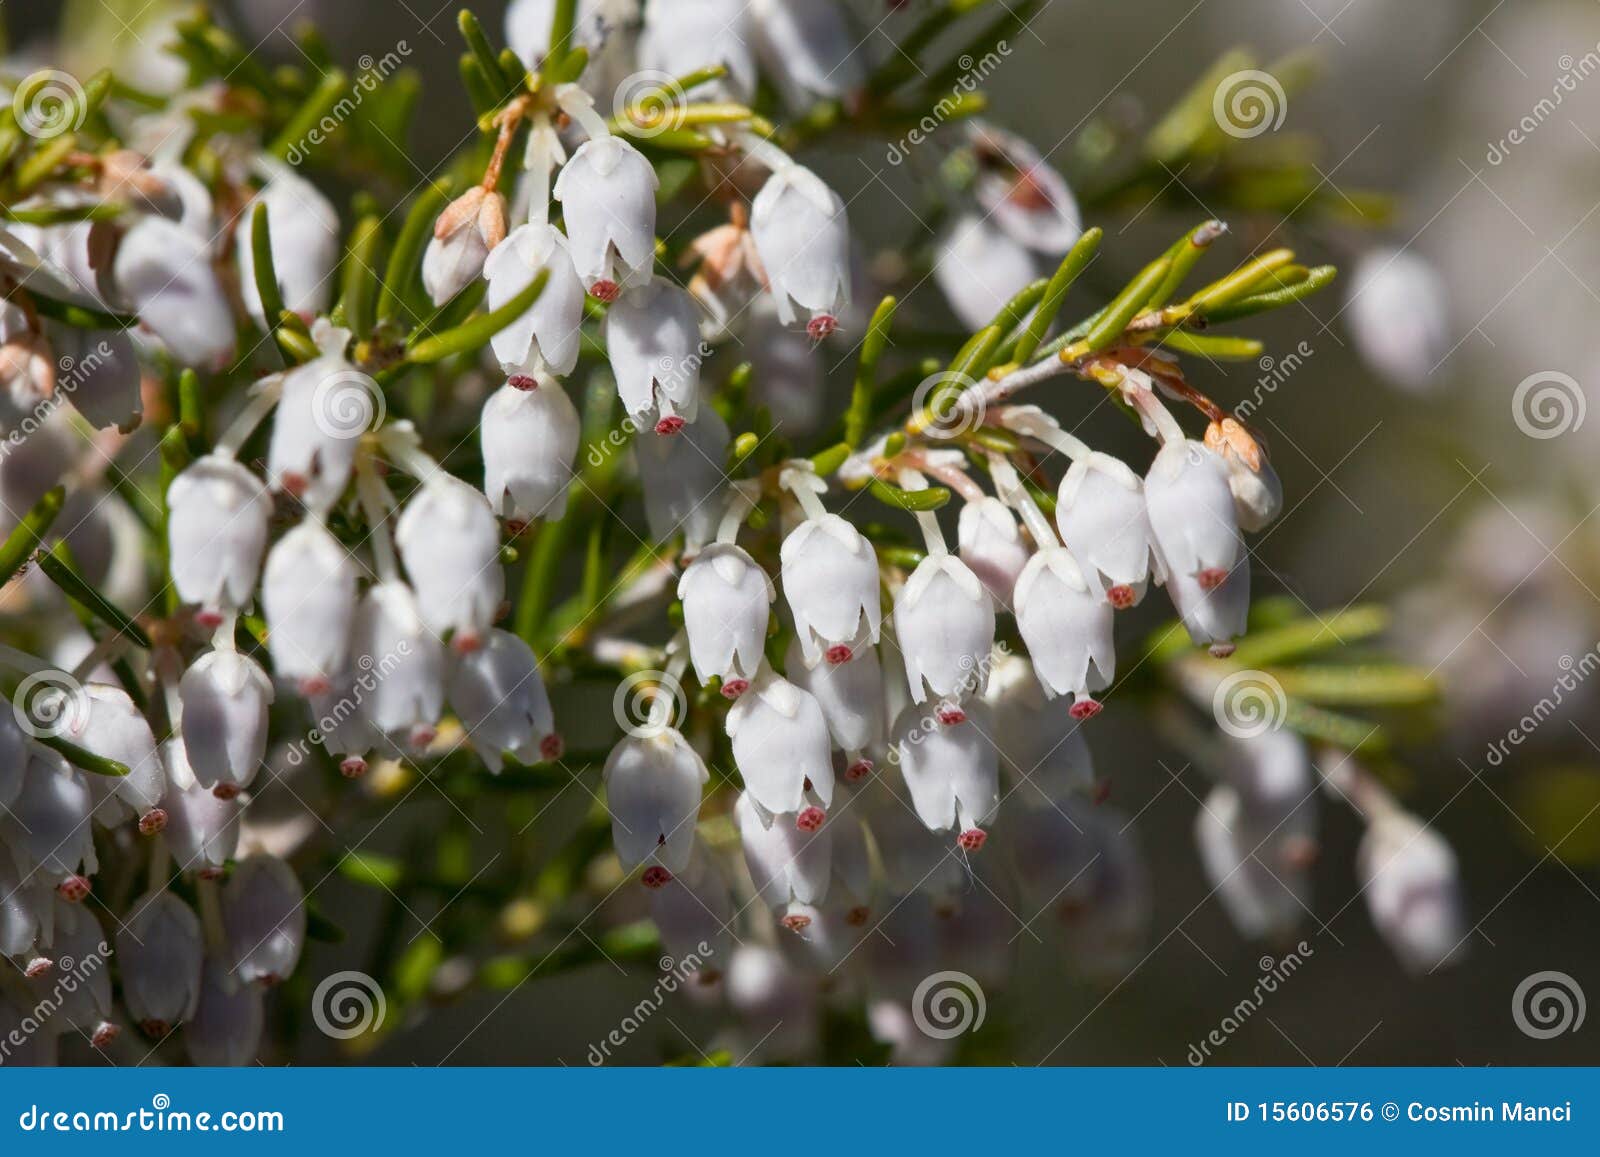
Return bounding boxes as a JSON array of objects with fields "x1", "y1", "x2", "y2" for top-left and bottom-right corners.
[
  {"x1": 481, "y1": 376, "x2": 580, "y2": 528},
  {"x1": 890, "y1": 700, "x2": 1000, "y2": 848},
  {"x1": 261, "y1": 519, "x2": 359, "y2": 695},
  {"x1": 483, "y1": 223, "x2": 586, "y2": 376},
  {"x1": 236, "y1": 161, "x2": 340, "y2": 327},
  {"x1": 679, "y1": 543, "x2": 773, "y2": 694},
  {"x1": 1056, "y1": 452, "x2": 1163, "y2": 608},
  {"x1": 634, "y1": 406, "x2": 729, "y2": 550},
  {"x1": 983, "y1": 648, "x2": 1097, "y2": 806},
  {"x1": 118, "y1": 890, "x2": 204, "y2": 1037},
  {"x1": 647, "y1": 844, "x2": 735, "y2": 966},
  {"x1": 968, "y1": 120, "x2": 1083, "y2": 255},
  {"x1": 640, "y1": 0, "x2": 757, "y2": 103},
  {"x1": 1, "y1": 749, "x2": 97, "y2": 890},
  {"x1": 785, "y1": 637, "x2": 884, "y2": 772},
  {"x1": 1344, "y1": 247, "x2": 1450, "y2": 393},
  {"x1": 1013, "y1": 548, "x2": 1115, "y2": 718},
  {"x1": 552, "y1": 136, "x2": 659, "y2": 299},
  {"x1": 166, "y1": 454, "x2": 272, "y2": 625},
  {"x1": 779, "y1": 513, "x2": 881, "y2": 667},
  {"x1": 749, "y1": 0, "x2": 866, "y2": 113},
  {"x1": 67, "y1": 682, "x2": 168, "y2": 830},
  {"x1": 958, "y1": 496, "x2": 1031, "y2": 609},
  {"x1": 221, "y1": 853, "x2": 306, "y2": 986},
  {"x1": 1145, "y1": 438, "x2": 1247, "y2": 650},
  {"x1": 160, "y1": 748, "x2": 242, "y2": 878},
  {"x1": 350, "y1": 581, "x2": 447, "y2": 749},
  {"x1": 46, "y1": 323, "x2": 142, "y2": 432},
  {"x1": 749, "y1": 163, "x2": 850, "y2": 339},
  {"x1": 725, "y1": 667, "x2": 835, "y2": 818},
  {"x1": 1357, "y1": 809, "x2": 1465, "y2": 974},
  {"x1": 602, "y1": 277, "x2": 704, "y2": 431},
  {"x1": 265, "y1": 323, "x2": 367, "y2": 512},
  {"x1": 1205, "y1": 417, "x2": 1282, "y2": 533},
  {"x1": 735, "y1": 791, "x2": 831, "y2": 929},
  {"x1": 180, "y1": 649, "x2": 274, "y2": 796},
  {"x1": 112, "y1": 215, "x2": 236, "y2": 369},
  {"x1": 933, "y1": 212, "x2": 1040, "y2": 331},
  {"x1": 892, "y1": 554, "x2": 996, "y2": 705},
  {"x1": 186, "y1": 955, "x2": 264, "y2": 1066},
  {"x1": 603, "y1": 728, "x2": 709, "y2": 885},
  {"x1": 1195, "y1": 784, "x2": 1312, "y2": 941},
  {"x1": 449, "y1": 628, "x2": 559, "y2": 772},
  {"x1": 395, "y1": 473, "x2": 505, "y2": 652}
]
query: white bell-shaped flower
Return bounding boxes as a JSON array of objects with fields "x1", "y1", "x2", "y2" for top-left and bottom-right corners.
[
  {"x1": 481, "y1": 376, "x2": 580, "y2": 526},
  {"x1": 679, "y1": 543, "x2": 773, "y2": 693},
  {"x1": 160, "y1": 752, "x2": 241, "y2": 878},
  {"x1": 113, "y1": 216, "x2": 236, "y2": 369},
  {"x1": 983, "y1": 649, "x2": 1096, "y2": 806},
  {"x1": 779, "y1": 513, "x2": 881, "y2": 666},
  {"x1": 1195, "y1": 784, "x2": 1311, "y2": 941},
  {"x1": 552, "y1": 136, "x2": 658, "y2": 299},
  {"x1": 28, "y1": 899, "x2": 114, "y2": 1034},
  {"x1": 890, "y1": 700, "x2": 999, "y2": 847},
  {"x1": 307, "y1": 675, "x2": 377, "y2": 779},
  {"x1": 118, "y1": 890, "x2": 204, "y2": 1036},
  {"x1": 2, "y1": 748, "x2": 97, "y2": 889},
  {"x1": 602, "y1": 277, "x2": 704, "y2": 431},
  {"x1": 750, "y1": 0, "x2": 865, "y2": 113},
  {"x1": 449, "y1": 628, "x2": 559, "y2": 772},
  {"x1": 506, "y1": 0, "x2": 615, "y2": 67},
  {"x1": 1013, "y1": 548, "x2": 1115, "y2": 718},
  {"x1": 236, "y1": 162, "x2": 340, "y2": 326},
  {"x1": 603, "y1": 728, "x2": 709, "y2": 885},
  {"x1": 634, "y1": 406, "x2": 729, "y2": 549},
  {"x1": 933, "y1": 212, "x2": 1040, "y2": 331},
  {"x1": 1167, "y1": 556, "x2": 1251, "y2": 653},
  {"x1": 1205, "y1": 418, "x2": 1282, "y2": 533},
  {"x1": 0, "y1": 857, "x2": 50, "y2": 968},
  {"x1": 47, "y1": 323, "x2": 142, "y2": 432},
  {"x1": 861, "y1": 777, "x2": 966, "y2": 899},
  {"x1": 422, "y1": 186, "x2": 506, "y2": 305},
  {"x1": 1357, "y1": 809, "x2": 1465, "y2": 974},
  {"x1": 1, "y1": 708, "x2": 29, "y2": 813},
  {"x1": 483, "y1": 223, "x2": 586, "y2": 376},
  {"x1": 262, "y1": 519, "x2": 358, "y2": 695},
  {"x1": 66, "y1": 682, "x2": 167, "y2": 828},
  {"x1": 167, "y1": 454, "x2": 272, "y2": 624},
  {"x1": 958, "y1": 496, "x2": 1031, "y2": 609},
  {"x1": 265, "y1": 323, "x2": 369, "y2": 512},
  {"x1": 640, "y1": 0, "x2": 757, "y2": 102},
  {"x1": 1057, "y1": 452, "x2": 1162, "y2": 608},
  {"x1": 1344, "y1": 248, "x2": 1450, "y2": 393},
  {"x1": 180, "y1": 649, "x2": 273, "y2": 796},
  {"x1": 785, "y1": 637, "x2": 884, "y2": 771},
  {"x1": 1145, "y1": 439, "x2": 1243, "y2": 586},
  {"x1": 749, "y1": 163, "x2": 850, "y2": 339},
  {"x1": 1218, "y1": 728, "x2": 1315, "y2": 831},
  {"x1": 968, "y1": 121, "x2": 1083, "y2": 254},
  {"x1": 350, "y1": 581, "x2": 447, "y2": 748},
  {"x1": 725, "y1": 667, "x2": 835, "y2": 817},
  {"x1": 735, "y1": 791, "x2": 831, "y2": 929},
  {"x1": 893, "y1": 553, "x2": 996, "y2": 705},
  {"x1": 395, "y1": 473, "x2": 505, "y2": 652},
  {"x1": 222, "y1": 853, "x2": 306, "y2": 986},
  {"x1": 186, "y1": 955, "x2": 264, "y2": 1066}
]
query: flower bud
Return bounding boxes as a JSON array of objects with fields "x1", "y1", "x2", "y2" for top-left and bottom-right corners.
[
  {"x1": 552, "y1": 137, "x2": 659, "y2": 298},
  {"x1": 160, "y1": 749, "x2": 242, "y2": 877},
  {"x1": 350, "y1": 581, "x2": 446, "y2": 748},
  {"x1": 118, "y1": 891, "x2": 203, "y2": 1036},
  {"x1": 893, "y1": 554, "x2": 996, "y2": 704},
  {"x1": 1013, "y1": 548, "x2": 1115, "y2": 717},
  {"x1": 679, "y1": 543, "x2": 773, "y2": 690},
  {"x1": 726, "y1": 668, "x2": 835, "y2": 817},
  {"x1": 780, "y1": 513, "x2": 882, "y2": 667},
  {"x1": 1358, "y1": 809, "x2": 1465, "y2": 974},
  {"x1": 449, "y1": 628, "x2": 557, "y2": 772},
  {"x1": 167, "y1": 455, "x2": 272, "y2": 622},
  {"x1": 603, "y1": 277, "x2": 704, "y2": 430},
  {"x1": 750, "y1": 163, "x2": 850, "y2": 338},
  {"x1": 750, "y1": 0, "x2": 865, "y2": 113},
  {"x1": 603, "y1": 728, "x2": 709, "y2": 882},
  {"x1": 423, "y1": 186, "x2": 506, "y2": 305},
  {"x1": 186, "y1": 955, "x2": 263, "y2": 1066},
  {"x1": 1205, "y1": 418, "x2": 1282, "y2": 533},
  {"x1": 891, "y1": 700, "x2": 999, "y2": 845},
  {"x1": 634, "y1": 407, "x2": 729, "y2": 549},
  {"x1": 1145, "y1": 439, "x2": 1248, "y2": 650},
  {"x1": 395, "y1": 474, "x2": 505, "y2": 650},
  {"x1": 221, "y1": 853, "x2": 306, "y2": 986},
  {"x1": 958, "y1": 496, "x2": 1031, "y2": 609},
  {"x1": 262, "y1": 519, "x2": 359, "y2": 694},
  {"x1": 113, "y1": 216, "x2": 235, "y2": 368},
  {"x1": 180, "y1": 649, "x2": 274, "y2": 794},
  {"x1": 484, "y1": 223, "x2": 586, "y2": 376},
  {"x1": 1057, "y1": 452, "x2": 1161, "y2": 608},
  {"x1": 237, "y1": 162, "x2": 340, "y2": 327}
]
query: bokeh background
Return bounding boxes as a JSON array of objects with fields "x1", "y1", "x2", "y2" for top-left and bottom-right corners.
[{"x1": 11, "y1": 0, "x2": 1600, "y2": 1064}]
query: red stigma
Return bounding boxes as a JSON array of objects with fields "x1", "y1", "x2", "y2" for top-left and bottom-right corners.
[
  {"x1": 279, "y1": 472, "x2": 309, "y2": 498},
  {"x1": 781, "y1": 912, "x2": 813, "y2": 931},
  {"x1": 194, "y1": 608, "x2": 224, "y2": 630},
  {"x1": 936, "y1": 703, "x2": 967, "y2": 726},
  {"x1": 213, "y1": 783, "x2": 240, "y2": 801},
  {"x1": 297, "y1": 675, "x2": 332, "y2": 697},
  {"x1": 1069, "y1": 698, "x2": 1102, "y2": 721},
  {"x1": 825, "y1": 644, "x2": 853, "y2": 665},
  {"x1": 806, "y1": 314, "x2": 837, "y2": 341},
  {"x1": 957, "y1": 828, "x2": 988, "y2": 852},
  {"x1": 720, "y1": 678, "x2": 749, "y2": 699},
  {"x1": 1107, "y1": 584, "x2": 1136, "y2": 609},
  {"x1": 1196, "y1": 566, "x2": 1229, "y2": 592},
  {"x1": 845, "y1": 906, "x2": 870, "y2": 926},
  {"x1": 24, "y1": 957, "x2": 52, "y2": 979},
  {"x1": 1208, "y1": 642, "x2": 1237, "y2": 659},
  {"x1": 796, "y1": 806, "x2": 826, "y2": 832},
  {"x1": 451, "y1": 631, "x2": 484, "y2": 656},
  {"x1": 199, "y1": 866, "x2": 224, "y2": 881},
  {"x1": 539, "y1": 733, "x2": 565, "y2": 761},
  {"x1": 91, "y1": 1022, "x2": 120, "y2": 1049},
  {"x1": 845, "y1": 758, "x2": 874, "y2": 782},
  {"x1": 508, "y1": 374, "x2": 538, "y2": 391},
  {"x1": 340, "y1": 757, "x2": 368, "y2": 779},
  {"x1": 409, "y1": 723, "x2": 437, "y2": 750},
  {"x1": 654, "y1": 415, "x2": 686, "y2": 436},
  {"x1": 139, "y1": 1019, "x2": 170, "y2": 1039},
  {"x1": 58, "y1": 876, "x2": 90, "y2": 902},
  {"x1": 590, "y1": 280, "x2": 620, "y2": 303},
  {"x1": 138, "y1": 808, "x2": 167, "y2": 836},
  {"x1": 641, "y1": 865, "x2": 673, "y2": 889},
  {"x1": 505, "y1": 518, "x2": 530, "y2": 538}
]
